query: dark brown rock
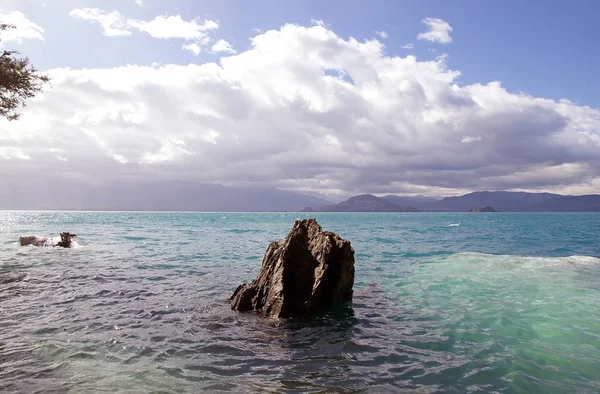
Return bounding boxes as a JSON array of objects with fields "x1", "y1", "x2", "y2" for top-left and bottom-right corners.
[
  {"x1": 230, "y1": 218, "x2": 355, "y2": 318},
  {"x1": 56, "y1": 232, "x2": 77, "y2": 248}
]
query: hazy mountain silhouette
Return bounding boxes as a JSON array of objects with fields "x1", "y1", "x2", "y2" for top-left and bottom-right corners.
[
  {"x1": 0, "y1": 180, "x2": 331, "y2": 212},
  {"x1": 417, "y1": 191, "x2": 600, "y2": 212},
  {"x1": 308, "y1": 191, "x2": 600, "y2": 212},
  {"x1": 382, "y1": 195, "x2": 439, "y2": 207},
  {"x1": 2, "y1": 181, "x2": 600, "y2": 212},
  {"x1": 305, "y1": 194, "x2": 418, "y2": 212}
]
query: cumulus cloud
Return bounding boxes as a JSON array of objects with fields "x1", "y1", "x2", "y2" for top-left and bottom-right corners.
[
  {"x1": 402, "y1": 43, "x2": 414, "y2": 49},
  {"x1": 0, "y1": 10, "x2": 44, "y2": 44},
  {"x1": 2, "y1": 23, "x2": 600, "y2": 195},
  {"x1": 127, "y1": 15, "x2": 218, "y2": 40},
  {"x1": 211, "y1": 39, "x2": 236, "y2": 54},
  {"x1": 69, "y1": 8, "x2": 219, "y2": 51},
  {"x1": 69, "y1": 8, "x2": 131, "y2": 37},
  {"x1": 182, "y1": 42, "x2": 201, "y2": 55},
  {"x1": 418, "y1": 17, "x2": 453, "y2": 44}
]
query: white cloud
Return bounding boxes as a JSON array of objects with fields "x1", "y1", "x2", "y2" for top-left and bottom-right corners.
[
  {"x1": 2, "y1": 23, "x2": 600, "y2": 195},
  {"x1": 461, "y1": 136, "x2": 482, "y2": 143},
  {"x1": 418, "y1": 17, "x2": 453, "y2": 44},
  {"x1": 135, "y1": 0, "x2": 143, "y2": 6},
  {"x1": 141, "y1": 137, "x2": 195, "y2": 163},
  {"x1": 402, "y1": 43, "x2": 414, "y2": 49},
  {"x1": 182, "y1": 42, "x2": 201, "y2": 56},
  {"x1": 69, "y1": 8, "x2": 220, "y2": 50},
  {"x1": 375, "y1": 31, "x2": 388, "y2": 39},
  {"x1": 69, "y1": 8, "x2": 131, "y2": 37},
  {"x1": 127, "y1": 15, "x2": 218, "y2": 40},
  {"x1": 211, "y1": 39, "x2": 236, "y2": 54},
  {"x1": 0, "y1": 147, "x2": 30, "y2": 160},
  {"x1": 0, "y1": 11, "x2": 44, "y2": 44}
]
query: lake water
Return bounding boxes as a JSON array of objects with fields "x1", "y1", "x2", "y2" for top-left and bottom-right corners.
[{"x1": 1, "y1": 211, "x2": 599, "y2": 393}]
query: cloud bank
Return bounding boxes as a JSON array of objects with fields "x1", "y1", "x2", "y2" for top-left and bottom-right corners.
[{"x1": 2, "y1": 22, "x2": 600, "y2": 196}]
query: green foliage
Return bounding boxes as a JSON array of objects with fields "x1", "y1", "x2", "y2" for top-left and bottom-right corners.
[{"x1": 0, "y1": 23, "x2": 50, "y2": 121}]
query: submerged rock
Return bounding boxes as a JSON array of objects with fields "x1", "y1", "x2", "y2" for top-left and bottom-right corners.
[
  {"x1": 0, "y1": 271, "x2": 26, "y2": 285},
  {"x1": 230, "y1": 218, "x2": 355, "y2": 318}
]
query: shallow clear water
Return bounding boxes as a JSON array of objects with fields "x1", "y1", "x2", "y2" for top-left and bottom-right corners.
[{"x1": 1, "y1": 212, "x2": 599, "y2": 393}]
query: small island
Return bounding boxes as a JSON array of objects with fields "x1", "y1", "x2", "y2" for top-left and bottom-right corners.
[{"x1": 469, "y1": 206, "x2": 497, "y2": 212}]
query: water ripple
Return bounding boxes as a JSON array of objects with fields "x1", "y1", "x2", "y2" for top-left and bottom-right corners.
[{"x1": 1, "y1": 212, "x2": 600, "y2": 393}]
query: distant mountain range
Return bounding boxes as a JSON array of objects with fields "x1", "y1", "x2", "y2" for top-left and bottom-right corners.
[
  {"x1": 0, "y1": 180, "x2": 330, "y2": 212},
  {"x1": 302, "y1": 194, "x2": 418, "y2": 212},
  {"x1": 303, "y1": 191, "x2": 600, "y2": 212},
  {"x1": 417, "y1": 191, "x2": 600, "y2": 212},
  {"x1": 1, "y1": 180, "x2": 600, "y2": 212}
]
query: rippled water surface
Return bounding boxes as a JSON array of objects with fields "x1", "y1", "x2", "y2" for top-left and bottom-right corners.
[{"x1": 1, "y1": 212, "x2": 600, "y2": 393}]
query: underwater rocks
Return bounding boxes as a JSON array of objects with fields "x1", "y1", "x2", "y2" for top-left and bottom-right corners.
[
  {"x1": 0, "y1": 271, "x2": 26, "y2": 285},
  {"x1": 230, "y1": 218, "x2": 355, "y2": 318}
]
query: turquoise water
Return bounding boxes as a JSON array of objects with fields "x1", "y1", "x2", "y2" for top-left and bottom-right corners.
[{"x1": 1, "y1": 212, "x2": 599, "y2": 393}]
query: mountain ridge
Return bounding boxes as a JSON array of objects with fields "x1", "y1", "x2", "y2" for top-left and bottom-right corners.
[
  {"x1": 1, "y1": 181, "x2": 600, "y2": 212},
  {"x1": 0, "y1": 180, "x2": 331, "y2": 212},
  {"x1": 415, "y1": 191, "x2": 600, "y2": 212},
  {"x1": 304, "y1": 194, "x2": 418, "y2": 212},
  {"x1": 307, "y1": 191, "x2": 600, "y2": 212}
]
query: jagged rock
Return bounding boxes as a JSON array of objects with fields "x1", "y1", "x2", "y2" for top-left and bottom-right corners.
[
  {"x1": 56, "y1": 232, "x2": 77, "y2": 248},
  {"x1": 18, "y1": 232, "x2": 78, "y2": 248},
  {"x1": 230, "y1": 218, "x2": 355, "y2": 318}
]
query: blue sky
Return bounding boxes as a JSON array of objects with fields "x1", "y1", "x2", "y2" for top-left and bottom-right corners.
[
  {"x1": 1, "y1": 0, "x2": 599, "y2": 196},
  {"x1": 10, "y1": 0, "x2": 600, "y2": 107}
]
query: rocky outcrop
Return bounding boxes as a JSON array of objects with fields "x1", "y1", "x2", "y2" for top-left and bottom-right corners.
[
  {"x1": 18, "y1": 232, "x2": 78, "y2": 248},
  {"x1": 469, "y1": 206, "x2": 497, "y2": 212},
  {"x1": 230, "y1": 218, "x2": 355, "y2": 318},
  {"x1": 56, "y1": 232, "x2": 77, "y2": 248}
]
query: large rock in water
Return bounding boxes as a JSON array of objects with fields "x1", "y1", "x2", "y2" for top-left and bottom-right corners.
[{"x1": 230, "y1": 218, "x2": 355, "y2": 318}]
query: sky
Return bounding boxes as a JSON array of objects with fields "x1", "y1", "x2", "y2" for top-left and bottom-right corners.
[{"x1": 1, "y1": 0, "x2": 599, "y2": 197}]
